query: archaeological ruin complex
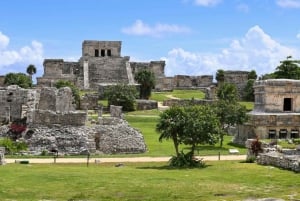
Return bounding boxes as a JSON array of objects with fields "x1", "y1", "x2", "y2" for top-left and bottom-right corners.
[{"x1": 234, "y1": 79, "x2": 300, "y2": 143}]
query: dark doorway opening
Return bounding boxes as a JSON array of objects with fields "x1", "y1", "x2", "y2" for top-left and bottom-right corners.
[
  {"x1": 101, "y1": 49, "x2": 105, "y2": 57},
  {"x1": 291, "y1": 129, "x2": 299, "y2": 138},
  {"x1": 107, "y1": 49, "x2": 111, "y2": 56},
  {"x1": 283, "y1": 98, "x2": 292, "y2": 111},
  {"x1": 95, "y1": 49, "x2": 99, "y2": 57},
  {"x1": 268, "y1": 130, "x2": 276, "y2": 139},
  {"x1": 279, "y1": 129, "x2": 287, "y2": 139}
]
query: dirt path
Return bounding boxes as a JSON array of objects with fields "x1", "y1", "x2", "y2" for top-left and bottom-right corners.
[{"x1": 5, "y1": 155, "x2": 246, "y2": 164}]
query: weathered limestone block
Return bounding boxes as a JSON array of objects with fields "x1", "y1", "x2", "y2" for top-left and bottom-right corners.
[
  {"x1": 136, "y1": 99, "x2": 158, "y2": 110},
  {"x1": 110, "y1": 105, "x2": 123, "y2": 119}
]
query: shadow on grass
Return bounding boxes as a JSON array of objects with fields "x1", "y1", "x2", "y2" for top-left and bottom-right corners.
[
  {"x1": 136, "y1": 164, "x2": 211, "y2": 170},
  {"x1": 227, "y1": 142, "x2": 246, "y2": 149}
]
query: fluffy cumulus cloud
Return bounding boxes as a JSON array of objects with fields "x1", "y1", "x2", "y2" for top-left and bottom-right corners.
[
  {"x1": 276, "y1": 0, "x2": 300, "y2": 8},
  {"x1": 122, "y1": 20, "x2": 190, "y2": 37},
  {"x1": 0, "y1": 32, "x2": 44, "y2": 75},
  {"x1": 163, "y1": 25, "x2": 300, "y2": 78},
  {"x1": 194, "y1": 0, "x2": 222, "y2": 6}
]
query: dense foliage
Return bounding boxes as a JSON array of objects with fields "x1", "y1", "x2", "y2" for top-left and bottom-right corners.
[
  {"x1": 217, "y1": 82, "x2": 238, "y2": 102},
  {"x1": 0, "y1": 138, "x2": 27, "y2": 154},
  {"x1": 55, "y1": 80, "x2": 81, "y2": 109},
  {"x1": 134, "y1": 70, "x2": 155, "y2": 99},
  {"x1": 4, "y1": 73, "x2": 32, "y2": 88},
  {"x1": 104, "y1": 84, "x2": 138, "y2": 111},
  {"x1": 157, "y1": 105, "x2": 221, "y2": 167}
]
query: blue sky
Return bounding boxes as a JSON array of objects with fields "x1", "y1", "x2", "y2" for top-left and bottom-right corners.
[{"x1": 1, "y1": 0, "x2": 300, "y2": 81}]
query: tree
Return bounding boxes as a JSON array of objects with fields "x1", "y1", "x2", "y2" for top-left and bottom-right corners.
[
  {"x1": 273, "y1": 56, "x2": 300, "y2": 79},
  {"x1": 55, "y1": 80, "x2": 80, "y2": 109},
  {"x1": 213, "y1": 100, "x2": 249, "y2": 147},
  {"x1": 156, "y1": 106, "x2": 186, "y2": 157},
  {"x1": 248, "y1": 70, "x2": 257, "y2": 80},
  {"x1": 182, "y1": 105, "x2": 220, "y2": 157},
  {"x1": 26, "y1": 64, "x2": 37, "y2": 83},
  {"x1": 134, "y1": 70, "x2": 155, "y2": 99},
  {"x1": 4, "y1": 73, "x2": 32, "y2": 88},
  {"x1": 243, "y1": 79, "x2": 255, "y2": 101},
  {"x1": 157, "y1": 105, "x2": 221, "y2": 167},
  {"x1": 104, "y1": 83, "x2": 138, "y2": 111},
  {"x1": 217, "y1": 82, "x2": 238, "y2": 102},
  {"x1": 216, "y1": 69, "x2": 225, "y2": 83}
]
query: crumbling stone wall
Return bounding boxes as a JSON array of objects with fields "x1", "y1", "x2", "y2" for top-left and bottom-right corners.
[
  {"x1": 163, "y1": 99, "x2": 214, "y2": 107},
  {"x1": 0, "y1": 85, "x2": 35, "y2": 123},
  {"x1": 224, "y1": 70, "x2": 249, "y2": 98},
  {"x1": 136, "y1": 99, "x2": 158, "y2": 110},
  {"x1": 32, "y1": 87, "x2": 86, "y2": 126}
]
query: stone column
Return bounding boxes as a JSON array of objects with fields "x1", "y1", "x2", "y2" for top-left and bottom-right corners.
[
  {"x1": 83, "y1": 60, "x2": 89, "y2": 89},
  {"x1": 0, "y1": 147, "x2": 5, "y2": 165}
]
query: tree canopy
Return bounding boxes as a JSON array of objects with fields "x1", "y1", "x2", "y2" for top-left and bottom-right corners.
[
  {"x1": 134, "y1": 70, "x2": 155, "y2": 99},
  {"x1": 217, "y1": 82, "x2": 238, "y2": 102},
  {"x1": 156, "y1": 105, "x2": 221, "y2": 167},
  {"x1": 4, "y1": 73, "x2": 32, "y2": 89},
  {"x1": 104, "y1": 83, "x2": 138, "y2": 111},
  {"x1": 26, "y1": 64, "x2": 37, "y2": 83}
]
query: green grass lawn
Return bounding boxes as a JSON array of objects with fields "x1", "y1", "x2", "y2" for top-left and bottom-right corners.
[
  {"x1": 124, "y1": 116, "x2": 247, "y2": 156},
  {"x1": 150, "y1": 89, "x2": 205, "y2": 102},
  {"x1": 0, "y1": 162, "x2": 299, "y2": 200}
]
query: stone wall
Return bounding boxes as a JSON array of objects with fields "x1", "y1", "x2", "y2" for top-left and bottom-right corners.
[
  {"x1": 80, "y1": 93, "x2": 99, "y2": 110},
  {"x1": 136, "y1": 99, "x2": 158, "y2": 110},
  {"x1": 95, "y1": 118, "x2": 147, "y2": 154},
  {"x1": 32, "y1": 110, "x2": 87, "y2": 126},
  {"x1": 163, "y1": 99, "x2": 214, "y2": 107},
  {"x1": 224, "y1": 70, "x2": 249, "y2": 98},
  {"x1": 173, "y1": 75, "x2": 213, "y2": 88},
  {"x1": 0, "y1": 85, "x2": 35, "y2": 123},
  {"x1": 257, "y1": 152, "x2": 300, "y2": 172}
]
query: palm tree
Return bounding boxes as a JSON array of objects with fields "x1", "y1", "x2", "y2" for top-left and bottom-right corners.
[{"x1": 26, "y1": 64, "x2": 37, "y2": 84}]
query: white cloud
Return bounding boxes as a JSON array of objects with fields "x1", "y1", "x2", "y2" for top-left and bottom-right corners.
[
  {"x1": 122, "y1": 20, "x2": 190, "y2": 37},
  {"x1": 0, "y1": 32, "x2": 9, "y2": 50},
  {"x1": 163, "y1": 25, "x2": 300, "y2": 78},
  {"x1": 276, "y1": 0, "x2": 300, "y2": 8},
  {"x1": 0, "y1": 32, "x2": 44, "y2": 75},
  {"x1": 194, "y1": 0, "x2": 222, "y2": 6}
]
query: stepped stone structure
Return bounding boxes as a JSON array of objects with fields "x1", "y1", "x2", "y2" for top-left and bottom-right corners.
[
  {"x1": 37, "y1": 40, "x2": 166, "y2": 90},
  {"x1": 234, "y1": 79, "x2": 300, "y2": 144}
]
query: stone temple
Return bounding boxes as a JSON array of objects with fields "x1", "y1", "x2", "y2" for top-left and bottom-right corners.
[
  {"x1": 235, "y1": 79, "x2": 300, "y2": 143},
  {"x1": 37, "y1": 40, "x2": 166, "y2": 90}
]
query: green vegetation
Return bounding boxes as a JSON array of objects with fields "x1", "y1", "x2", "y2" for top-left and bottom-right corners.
[
  {"x1": 4, "y1": 72, "x2": 32, "y2": 88},
  {"x1": 134, "y1": 69, "x2": 155, "y2": 99},
  {"x1": 125, "y1": 115, "x2": 247, "y2": 156},
  {"x1": 150, "y1": 89, "x2": 205, "y2": 102},
  {"x1": 0, "y1": 162, "x2": 299, "y2": 200}
]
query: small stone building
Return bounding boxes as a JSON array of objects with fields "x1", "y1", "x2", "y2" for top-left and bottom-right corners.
[{"x1": 239, "y1": 79, "x2": 300, "y2": 140}]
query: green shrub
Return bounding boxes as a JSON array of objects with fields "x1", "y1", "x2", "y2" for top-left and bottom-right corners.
[
  {"x1": 0, "y1": 138, "x2": 27, "y2": 154},
  {"x1": 169, "y1": 151, "x2": 206, "y2": 168}
]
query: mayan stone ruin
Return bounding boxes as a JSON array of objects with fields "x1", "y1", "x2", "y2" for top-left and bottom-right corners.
[
  {"x1": 36, "y1": 40, "x2": 217, "y2": 92},
  {"x1": 234, "y1": 79, "x2": 300, "y2": 145},
  {"x1": 0, "y1": 85, "x2": 147, "y2": 155}
]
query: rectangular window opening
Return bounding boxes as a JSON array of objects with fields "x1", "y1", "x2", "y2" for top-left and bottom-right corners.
[{"x1": 283, "y1": 98, "x2": 292, "y2": 111}]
